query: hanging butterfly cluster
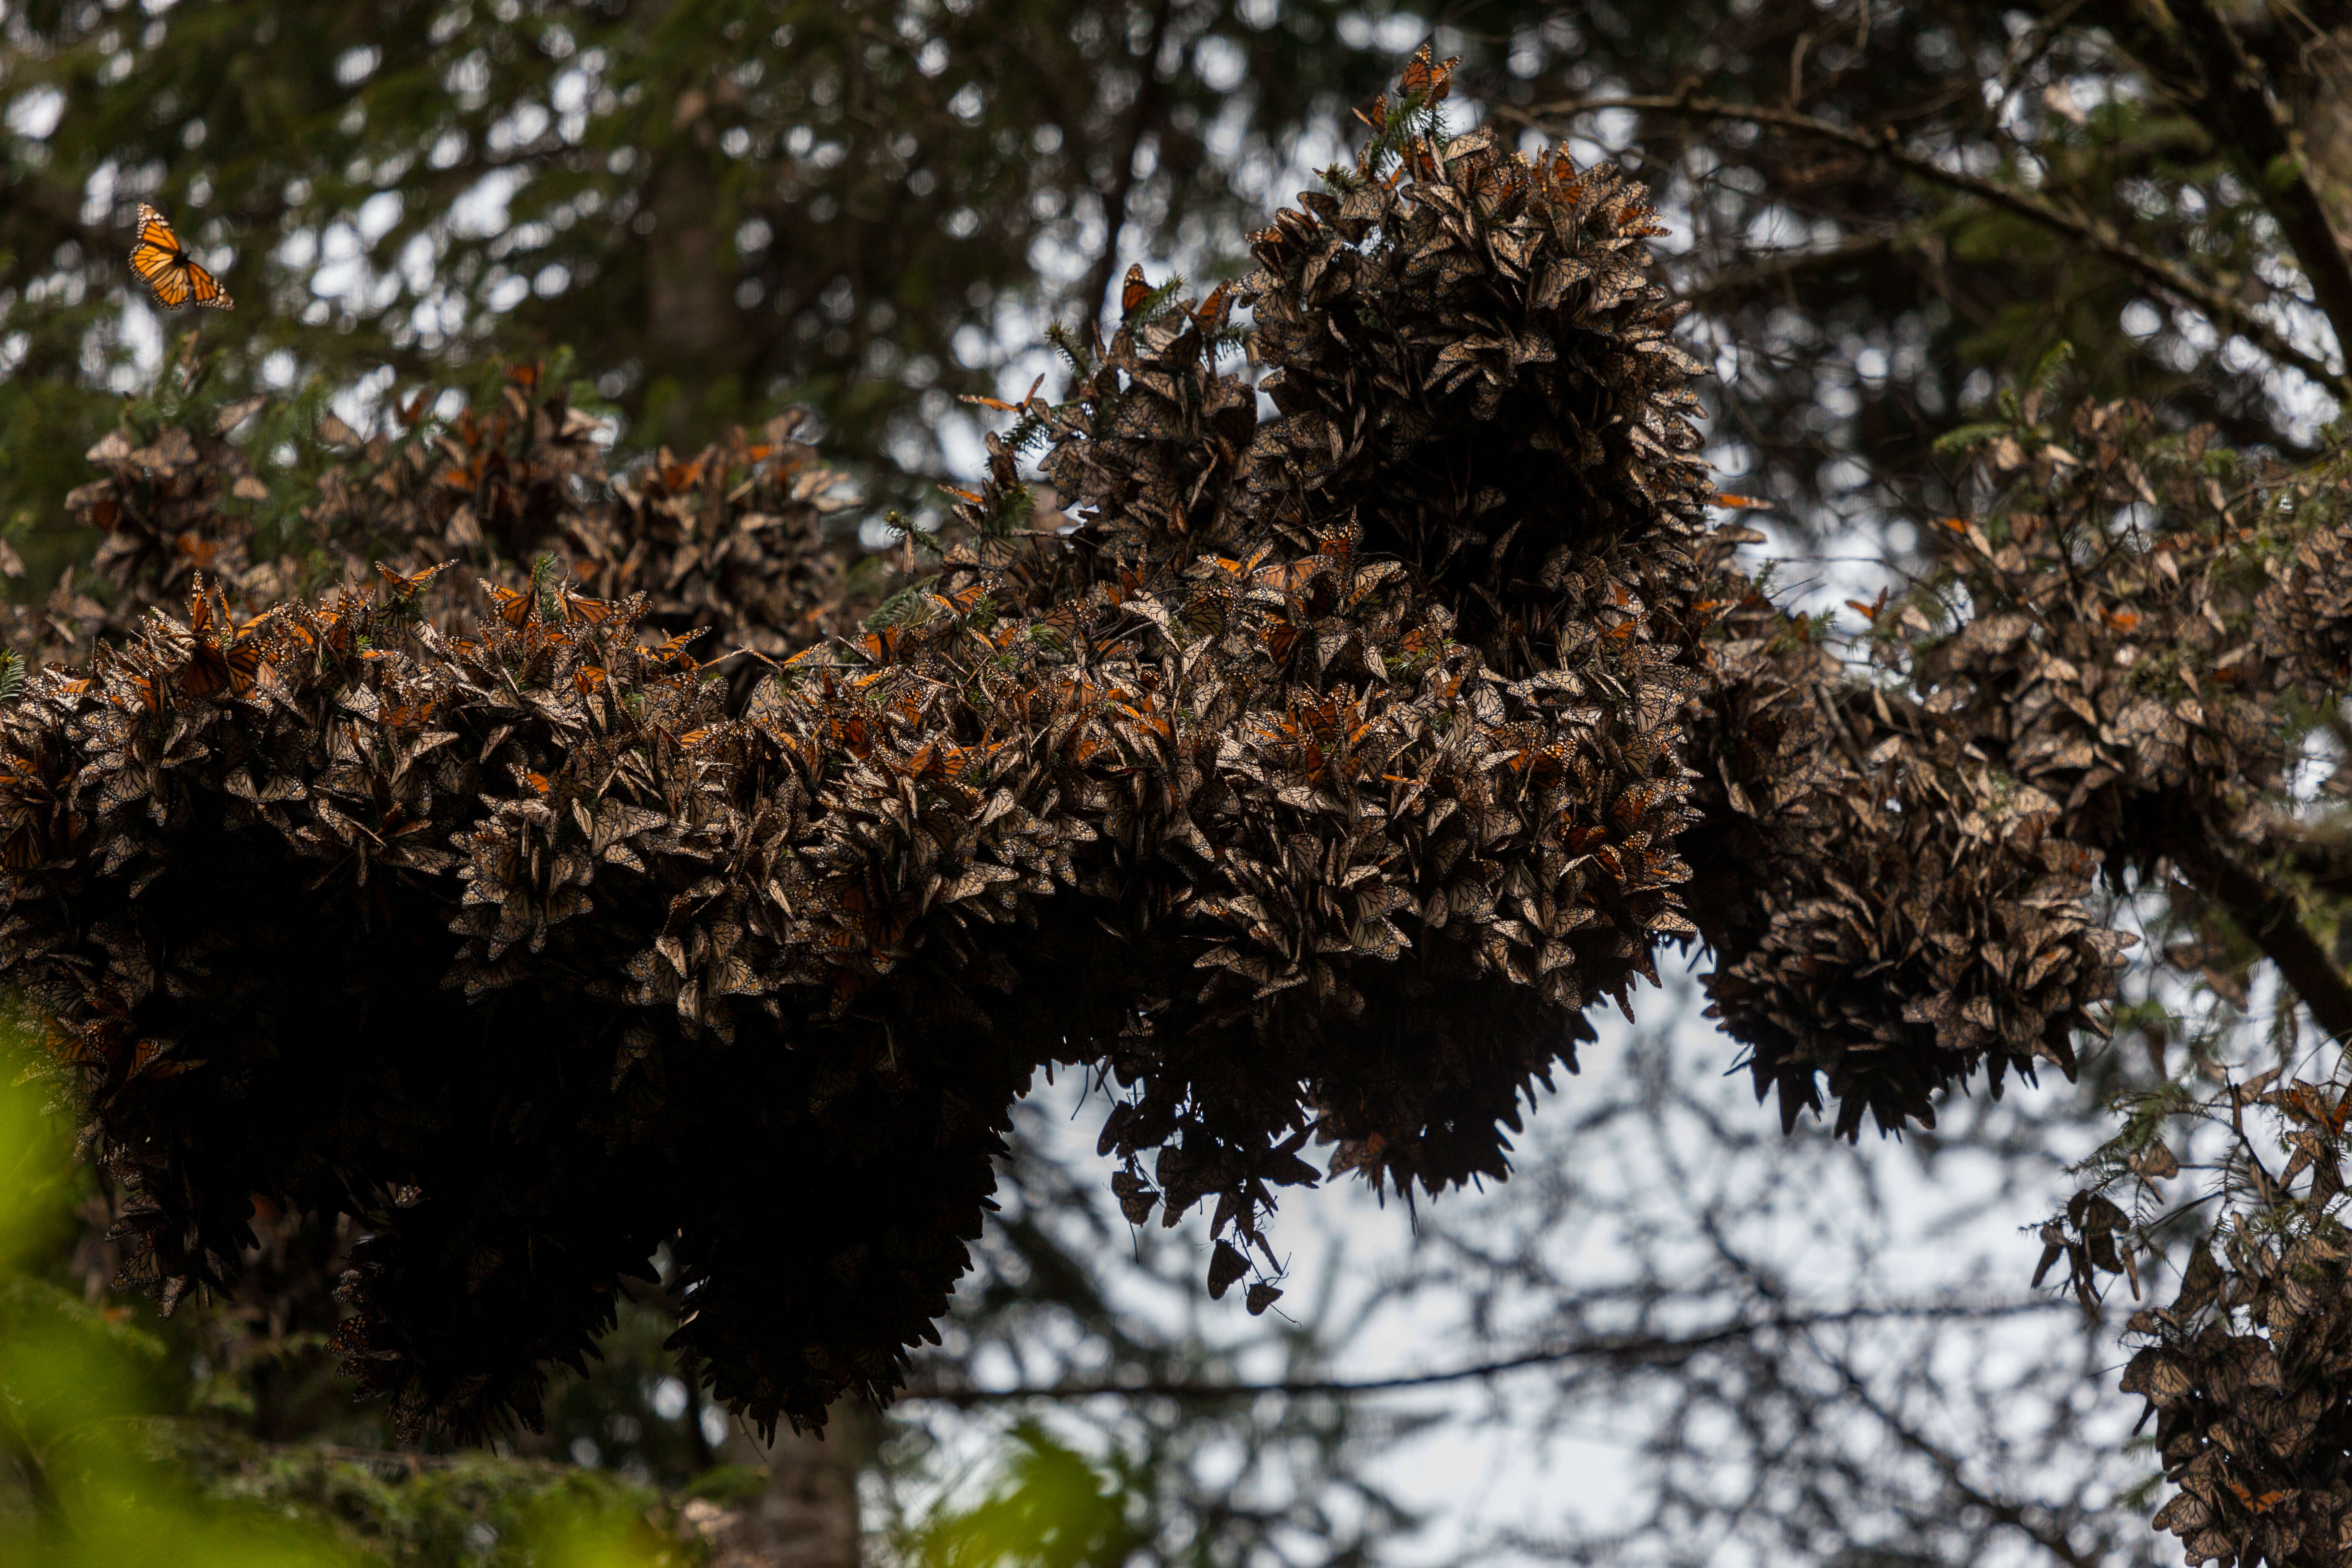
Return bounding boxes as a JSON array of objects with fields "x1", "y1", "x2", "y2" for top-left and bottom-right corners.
[
  {"x1": 0, "y1": 48, "x2": 2174, "y2": 1444},
  {"x1": 1855, "y1": 405, "x2": 2352, "y2": 1568}
]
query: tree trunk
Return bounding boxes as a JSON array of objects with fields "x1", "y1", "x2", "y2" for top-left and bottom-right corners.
[
  {"x1": 2291, "y1": 26, "x2": 2352, "y2": 242},
  {"x1": 682, "y1": 1406, "x2": 875, "y2": 1568},
  {"x1": 642, "y1": 133, "x2": 736, "y2": 444}
]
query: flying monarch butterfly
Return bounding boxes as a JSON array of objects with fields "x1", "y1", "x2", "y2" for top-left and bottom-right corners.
[
  {"x1": 374, "y1": 561, "x2": 451, "y2": 597},
  {"x1": 129, "y1": 204, "x2": 233, "y2": 311}
]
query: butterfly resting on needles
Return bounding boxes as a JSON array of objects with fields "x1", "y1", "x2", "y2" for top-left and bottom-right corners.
[{"x1": 129, "y1": 202, "x2": 233, "y2": 312}]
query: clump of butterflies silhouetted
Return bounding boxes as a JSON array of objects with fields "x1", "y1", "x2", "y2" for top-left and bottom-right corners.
[{"x1": 128, "y1": 202, "x2": 232, "y2": 311}]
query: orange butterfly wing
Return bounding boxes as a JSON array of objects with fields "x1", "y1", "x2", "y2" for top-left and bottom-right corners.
[
  {"x1": 486, "y1": 583, "x2": 535, "y2": 628},
  {"x1": 129, "y1": 203, "x2": 233, "y2": 312},
  {"x1": 557, "y1": 588, "x2": 622, "y2": 626},
  {"x1": 375, "y1": 560, "x2": 450, "y2": 596},
  {"x1": 1120, "y1": 263, "x2": 1152, "y2": 317}
]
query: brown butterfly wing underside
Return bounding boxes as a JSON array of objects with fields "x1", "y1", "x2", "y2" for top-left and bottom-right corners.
[{"x1": 129, "y1": 204, "x2": 233, "y2": 312}]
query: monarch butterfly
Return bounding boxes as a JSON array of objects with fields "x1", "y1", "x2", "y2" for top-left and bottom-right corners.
[
  {"x1": 1398, "y1": 44, "x2": 1459, "y2": 104},
  {"x1": 1019, "y1": 605, "x2": 1079, "y2": 650},
  {"x1": 0, "y1": 821, "x2": 40, "y2": 872},
  {"x1": 646, "y1": 629, "x2": 699, "y2": 667},
  {"x1": 129, "y1": 204, "x2": 233, "y2": 311},
  {"x1": 557, "y1": 587, "x2": 622, "y2": 627},
  {"x1": 1120, "y1": 263, "x2": 1153, "y2": 317},
  {"x1": 485, "y1": 583, "x2": 536, "y2": 629},
  {"x1": 374, "y1": 561, "x2": 451, "y2": 597},
  {"x1": 181, "y1": 634, "x2": 268, "y2": 700},
  {"x1": 1191, "y1": 280, "x2": 1234, "y2": 334}
]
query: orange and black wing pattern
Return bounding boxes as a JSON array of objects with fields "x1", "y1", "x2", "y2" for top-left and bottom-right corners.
[{"x1": 129, "y1": 203, "x2": 233, "y2": 312}]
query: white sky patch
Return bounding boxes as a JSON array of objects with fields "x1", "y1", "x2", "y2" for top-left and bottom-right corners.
[
  {"x1": 334, "y1": 44, "x2": 381, "y2": 87},
  {"x1": 450, "y1": 168, "x2": 521, "y2": 239},
  {"x1": 108, "y1": 296, "x2": 166, "y2": 392},
  {"x1": 357, "y1": 190, "x2": 404, "y2": 242},
  {"x1": 5, "y1": 86, "x2": 65, "y2": 140}
]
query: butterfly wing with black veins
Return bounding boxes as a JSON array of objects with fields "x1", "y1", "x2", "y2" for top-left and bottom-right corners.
[{"x1": 129, "y1": 203, "x2": 233, "y2": 311}]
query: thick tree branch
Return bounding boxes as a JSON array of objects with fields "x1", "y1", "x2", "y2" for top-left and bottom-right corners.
[
  {"x1": 899, "y1": 1300, "x2": 2053, "y2": 1405},
  {"x1": 2166, "y1": 0, "x2": 2352, "y2": 367},
  {"x1": 2171, "y1": 832, "x2": 2352, "y2": 1048},
  {"x1": 2258, "y1": 818, "x2": 2352, "y2": 897},
  {"x1": 1497, "y1": 93, "x2": 2352, "y2": 401}
]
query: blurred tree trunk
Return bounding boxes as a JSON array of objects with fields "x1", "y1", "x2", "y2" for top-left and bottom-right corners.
[
  {"x1": 697, "y1": 1406, "x2": 874, "y2": 1568},
  {"x1": 2288, "y1": 25, "x2": 2352, "y2": 240},
  {"x1": 640, "y1": 16, "x2": 741, "y2": 446}
]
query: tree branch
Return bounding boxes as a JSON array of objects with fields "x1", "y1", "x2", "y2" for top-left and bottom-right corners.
[
  {"x1": 2166, "y1": 0, "x2": 2352, "y2": 369},
  {"x1": 898, "y1": 1300, "x2": 2054, "y2": 1405},
  {"x1": 1495, "y1": 93, "x2": 2352, "y2": 401},
  {"x1": 1074, "y1": 0, "x2": 1177, "y2": 328},
  {"x1": 1832, "y1": 1363, "x2": 2103, "y2": 1568},
  {"x1": 2171, "y1": 831, "x2": 2352, "y2": 1048}
]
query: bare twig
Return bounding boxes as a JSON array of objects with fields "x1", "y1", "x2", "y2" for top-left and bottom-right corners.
[
  {"x1": 1831, "y1": 1363, "x2": 2104, "y2": 1568},
  {"x1": 1495, "y1": 92, "x2": 2352, "y2": 400},
  {"x1": 899, "y1": 1299, "x2": 2053, "y2": 1405}
]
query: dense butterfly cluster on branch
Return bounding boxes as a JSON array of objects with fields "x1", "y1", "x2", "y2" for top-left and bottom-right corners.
[
  {"x1": 8, "y1": 59, "x2": 2352, "y2": 1556},
  {"x1": 21, "y1": 370, "x2": 860, "y2": 684}
]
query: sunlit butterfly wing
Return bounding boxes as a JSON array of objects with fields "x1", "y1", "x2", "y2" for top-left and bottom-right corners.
[
  {"x1": 485, "y1": 583, "x2": 535, "y2": 628},
  {"x1": 1120, "y1": 263, "x2": 1152, "y2": 318},
  {"x1": 1398, "y1": 44, "x2": 1460, "y2": 103},
  {"x1": 129, "y1": 203, "x2": 233, "y2": 312},
  {"x1": 558, "y1": 588, "x2": 622, "y2": 627},
  {"x1": 376, "y1": 560, "x2": 451, "y2": 596}
]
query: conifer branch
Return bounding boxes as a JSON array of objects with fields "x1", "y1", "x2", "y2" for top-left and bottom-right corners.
[{"x1": 1499, "y1": 92, "x2": 2352, "y2": 401}]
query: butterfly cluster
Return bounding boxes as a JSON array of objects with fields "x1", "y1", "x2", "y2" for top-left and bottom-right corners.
[
  {"x1": 2118, "y1": 1084, "x2": 2352, "y2": 1568},
  {"x1": 0, "y1": 49, "x2": 2165, "y2": 1444},
  {"x1": 29, "y1": 369, "x2": 861, "y2": 688}
]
